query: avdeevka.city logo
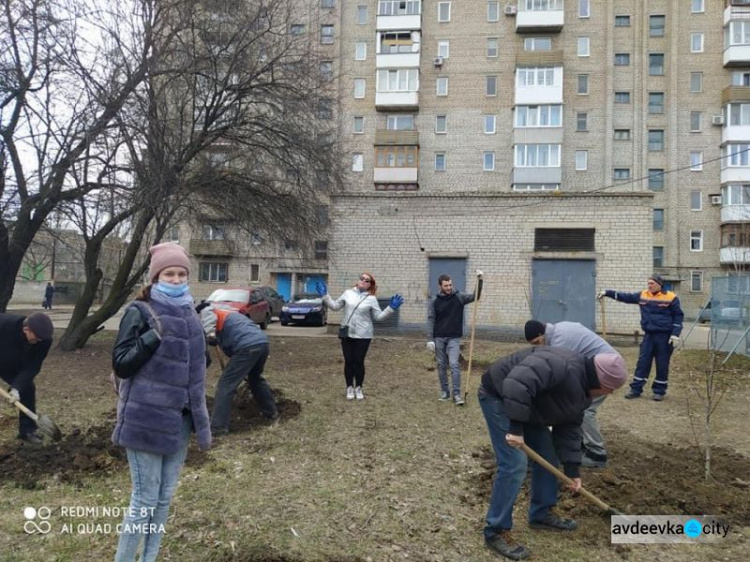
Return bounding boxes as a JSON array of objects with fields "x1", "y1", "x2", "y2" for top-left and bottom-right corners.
[
  {"x1": 611, "y1": 515, "x2": 730, "y2": 544},
  {"x1": 684, "y1": 518, "x2": 703, "y2": 539},
  {"x1": 24, "y1": 507, "x2": 52, "y2": 534}
]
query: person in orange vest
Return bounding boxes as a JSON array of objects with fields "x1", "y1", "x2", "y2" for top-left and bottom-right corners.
[{"x1": 197, "y1": 302, "x2": 277, "y2": 434}]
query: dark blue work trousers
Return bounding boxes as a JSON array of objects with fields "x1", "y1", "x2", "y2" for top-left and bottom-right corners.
[{"x1": 630, "y1": 331, "x2": 673, "y2": 397}]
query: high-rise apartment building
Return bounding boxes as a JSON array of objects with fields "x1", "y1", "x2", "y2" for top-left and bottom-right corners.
[{"x1": 322, "y1": 0, "x2": 750, "y2": 331}]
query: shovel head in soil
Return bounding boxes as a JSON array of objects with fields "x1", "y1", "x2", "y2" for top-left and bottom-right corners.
[{"x1": 0, "y1": 386, "x2": 62, "y2": 442}]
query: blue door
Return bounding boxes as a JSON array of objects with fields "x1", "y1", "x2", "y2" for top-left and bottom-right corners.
[
  {"x1": 531, "y1": 259, "x2": 596, "y2": 329},
  {"x1": 302, "y1": 275, "x2": 326, "y2": 295},
  {"x1": 277, "y1": 274, "x2": 292, "y2": 301},
  {"x1": 428, "y1": 258, "x2": 468, "y2": 328}
]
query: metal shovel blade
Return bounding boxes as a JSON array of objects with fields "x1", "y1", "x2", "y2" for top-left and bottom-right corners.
[{"x1": 37, "y1": 414, "x2": 63, "y2": 442}]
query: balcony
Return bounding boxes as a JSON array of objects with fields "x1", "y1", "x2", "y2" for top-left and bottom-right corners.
[
  {"x1": 376, "y1": 52, "x2": 420, "y2": 69},
  {"x1": 516, "y1": 1, "x2": 565, "y2": 33},
  {"x1": 377, "y1": 0, "x2": 421, "y2": 31},
  {"x1": 375, "y1": 91, "x2": 419, "y2": 110},
  {"x1": 514, "y1": 67, "x2": 563, "y2": 105},
  {"x1": 189, "y1": 239, "x2": 235, "y2": 257},
  {"x1": 722, "y1": 204, "x2": 750, "y2": 223},
  {"x1": 512, "y1": 167, "x2": 562, "y2": 185},
  {"x1": 720, "y1": 247, "x2": 750, "y2": 265},
  {"x1": 721, "y1": 166, "x2": 750, "y2": 184},
  {"x1": 374, "y1": 167, "x2": 418, "y2": 184},
  {"x1": 374, "y1": 129, "x2": 419, "y2": 145}
]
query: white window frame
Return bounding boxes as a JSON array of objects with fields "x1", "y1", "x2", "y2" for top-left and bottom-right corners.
[
  {"x1": 486, "y1": 76, "x2": 497, "y2": 96},
  {"x1": 690, "y1": 72, "x2": 703, "y2": 93},
  {"x1": 690, "y1": 190, "x2": 702, "y2": 211},
  {"x1": 514, "y1": 144, "x2": 561, "y2": 167},
  {"x1": 353, "y1": 78, "x2": 366, "y2": 98},
  {"x1": 377, "y1": 69, "x2": 419, "y2": 92},
  {"x1": 435, "y1": 153, "x2": 446, "y2": 171},
  {"x1": 690, "y1": 230, "x2": 704, "y2": 252},
  {"x1": 691, "y1": 271, "x2": 703, "y2": 293},
  {"x1": 352, "y1": 153, "x2": 364, "y2": 172},
  {"x1": 691, "y1": 33, "x2": 704, "y2": 53},
  {"x1": 436, "y1": 77, "x2": 448, "y2": 96},
  {"x1": 575, "y1": 150, "x2": 588, "y2": 171},
  {"x1": 355, "y1": 42, "x2": 367, "y2": 60},
  {"x1": 516, "y1": 67, "x2": 556, "y2": 87},
  {"x1": 487, "y1": 37, "x2": 499, "y2": 58},
  {"x1": 691, "y1": 0, "x2": 704, "y2": 14},
  {"x1": 515, "y1": 105, "x2": 562, "y2": 128},
  {"x1": 579, "y1": 0, "x2": 590, "y2": 18},
  {"x1": 578, "y1": 74, "x2": 589, "y2": 95},
  {"x1": 690, "y1": 111, "x2": 702, "y2": 132},
  {"x1": 690, "y1": 151, "x2": 703, "y2": 171},
  {"x1": 357, "y1": 5, "x2": 368, "y2": 24},
  {"x1": 438, "y1": 1, "x2": 451, "y2": 22},
  {"x1": 729, "y1": 103, "x2": 750, "y2": 125},
  {"x1": 524, "y1": 37, "x2": 552, "y2": 51},
  {"x1": 353, "y1": 116, "x2": 364, "y2": 134},
  {"x1": 728, "y1": 21, "x2": 750, "y2": 46},
  {"x1": 386, "y1": 114, "x2": 415, "y2": 130},
  {"x1": 435, "y1": 115, "x2": 447, "y2": 134},
  {"x1": 320, "y1": 25, "x2": 334, "y2": 45},
  {"x1": 484, "y1": 115, "x2": 496, "y2": 134},
  {"x1": 725, "y1": 144, "x2": 750, "y2": 167},
  {"x1": 578, "y1": 37, "x2": 590, "y2": 57},
  {"x1": 437, "y1": 40, "x2": 450, "y2": 58},
  {"x1": 487, "y1": 1, "x2": 500, "y2": 22},
  {"x1": 483, "y1": 152, "x2": 495, "y2": 171}
]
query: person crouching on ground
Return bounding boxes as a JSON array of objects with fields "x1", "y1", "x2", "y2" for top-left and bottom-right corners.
[
  {"x1": 196, "y1": 301, "x2": 277, "y2": 435},
  {"x1": 111, "y1": 242, "x2": 211, "y2": 562},
  {"x1": 478, "y1": 347, "x2": 626, "y2": 560}
]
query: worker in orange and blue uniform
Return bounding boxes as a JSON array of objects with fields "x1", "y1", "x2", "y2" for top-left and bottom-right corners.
[{"x1": 597, "y1": 274, "x2": 683, "y2": 401}]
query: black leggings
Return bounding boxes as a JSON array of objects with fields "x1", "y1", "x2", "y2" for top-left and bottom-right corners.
[{"x1": 340, "y1": 338, "x2": 371, "y2": 387}]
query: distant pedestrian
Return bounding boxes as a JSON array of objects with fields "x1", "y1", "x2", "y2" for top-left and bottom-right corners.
[
  {"x1": 598, "y1": 274, "x2": 683, "y2": 401},
  {"x1": 426, "y1": 270, "x2": 483, "y2": 406},
  {"x1": 316, "y1": 274, "x2": 403, "y2": 400},
  {"x1": 43, "y1": 282, "x2": 54, "y2": 310}
]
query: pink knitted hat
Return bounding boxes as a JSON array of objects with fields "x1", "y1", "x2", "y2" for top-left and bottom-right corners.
[
  {"x1": 148, "y1": 243, "x2": 190, "y2": 282},
  {"x1": 593, "y1": 353, "x2": 627, "y2": 390}
]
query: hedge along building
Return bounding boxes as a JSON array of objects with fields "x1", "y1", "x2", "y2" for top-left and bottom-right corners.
[{"x1": 327, "y1": 191, "x2": 649, "y2": 335}]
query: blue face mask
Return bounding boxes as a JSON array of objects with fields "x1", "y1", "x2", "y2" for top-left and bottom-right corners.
[{"x1": 155, "y1": 281, "x2": 189, "y2": 298}]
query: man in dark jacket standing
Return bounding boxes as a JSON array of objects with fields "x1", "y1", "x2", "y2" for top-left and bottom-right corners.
[
  {"x1": 426, "y1": 270, "x2": 483, "y2": 405},
  {"x1": 198, "y1": 303, "x2": 277, "y2": 434},
  {"x1": 43, "y1": 282, "x2": 54, "y2": 310},
  {"x1": 598, "y1": 274, "x2": 683, "y2": 401},
  {"x1": 478, "y1": 347, "x2": 626, "y2": 560},
  {"x1": 0, "y1": 312, "x2": 55, "y2": 443}
]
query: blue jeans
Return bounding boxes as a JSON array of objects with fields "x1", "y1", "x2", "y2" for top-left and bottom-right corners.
[
  {"x1": 630, "y1": 332, "x2": 672, "y2": 396},
  {"x1": 435, "y1": 337, "x2": 461, "y2": 396},
  {"x1": 478, "y1": 386, "x2": 559, "y2": 538},
  {"x1": 115, "y1": 414, "x2": 192, "y2": 562}
]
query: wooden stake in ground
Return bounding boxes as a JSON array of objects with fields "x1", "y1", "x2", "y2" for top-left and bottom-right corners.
[
  {"x1": 463, "y1": 273, "x2": 481, "y2": 404},
  {"x1": 600, "y1": 295, "x2": 607, "y2": 337}
]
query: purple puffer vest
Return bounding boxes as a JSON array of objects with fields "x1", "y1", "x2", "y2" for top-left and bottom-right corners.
[{"x1": 112, "y1": 299, "x2": 211, "y2": 454}]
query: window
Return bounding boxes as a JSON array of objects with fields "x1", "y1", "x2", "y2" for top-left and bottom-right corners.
[
  {"x1": 317, "y1": 99, "x2": 332, "y2": 119},
  {"x1": 484, "y1": 115, "x2": 496, "y2": 134},
  {"x1": 728, "y1": 21, "x2": 750, "y2": 46},
  {"x1": 653, "y1": 209, "x2": 664, "y2": 231},
  {"x1": 575, "y1": 150, "x2": 588, "y2": 170},
  {"x1": 199, "y1": 262, "x2": 228, "y2": 282},
  {"x1": 615, "y1": 15, "x2": 630, "y2": 27},
  {"x1": 377, "y1": 69, "x2": 419, "y2": 92},
  {"x1": 316, "y1": 205, "x2": 329, "y2": 226},
  {"x1": 524, "y1": 0, "x2": 564, "y2": 10},
  {"x1": 387, "y1": 114, "x2": 414, "y2": 130},
  {"x1": 577, "y1": 74, "x2": 589, "y2": 95},
  {"x1": 724, "y1": 184, "x2": 750, "y2": 204},
  {"x1": 579, "y1": 0, "x2": 590, "y2": 18},
  {"x1": 290, "y1": 24, "x2": 305, "y2": 35},
  {"x1": 691, "y1": 230, "x2": 703, "y2": 252},
  {"x1": 435, "y1": 115, "x2": 447, "y2": 133},
  {"x1": 380, "y1": 32, "x2": 416, "y2": 53},
  {"x1": 353, "y1": 78, "x2": 366, "y2": 98},
  {"x1": 352, "y1": 153, "x2": 363, "y2": 172},
  {"x1": 691, "y1": 33, "x2": 704, "y2": 53},
  {"x1": 690, "y1": 72, "x2": 703, "y2": 93},
  {"x1": 578, "y1": 37, "x2": 590, "y2": 57},
  {"x1": 486, "y1": 76, "x2": 497, "y2": 96},
  {"x1": 732, "y1": 72, "x2": 750, "y2": 86},
  {"x1": 284, "y1": 239, "x2": 299, "y2": 251},
  {"x1": 724, "y1": 144, "x2": 750, "y2": 166},
  {"x1": 517, "y1": 67, "x2": 555, "y2": 87},
  {"x1": 488, "y1": 1, "x2": 500, "y2": 21},
  {"x1": 167, "y1": 225, "x2": 179, "y2": 242},
  {"x1": 653, "y1": 246, "x2": 664, "y2": 267},
  {"x1": 514, "y1": 144, "x2": 561, "y2": 167},
  {"x1": 690, "y1": 111, "x2": 702, "y2": 132},
  {"x1": 648, "y1": 92, "x2": 664, "y2": 114},
  {"x1": 692, "y1": 0, "x2": 704, "y2": 13},
  {"x1": 483, "y1": 152, "x2": 495, "y2": 171},
  {"x1": 438, "y1": 1, "x2": 450, "y2": 22},
  {"x1": 648, "y1": 130, "x2": 664, "y2": 151},
  {"x1": 202, "y1": 224, "x2": 226, "y2": 240},
  {"x1": 614, "y1": 129, "x2": 631, "y2": 140},
  {"x1": 615, "y1": 91, "x2": 631, "y2": 104},
  {"x1": 650, "y1": 15, "x2": 665, "y2": 37},
  {"x1": 524, "y1": 37, "x2": 552, "y2": 51},
  {"x1": 375, "y1": 146, "x2": 417, "y2": 167},
  {"x1": 378, "y1": 0, "x2": 420, "y2": 15},
  {"x1": 250, "y1": 264, "x2": 259, "y2": 283},
  {"x1": 614, "y1": 53, "x2": 630, "y2": 66},
  {"x1": 729, "y1": 103, "x2": 750, "y2": 125},
  {"x1": 353, "y1": 116, "x2": 364, "y2": 133},
  {"x1": 690, "y1": 191, "x2": 702, "y2": 211},
  {"x1": 649, "y1": 169, "x2": 665, "y2": 191},
  {"x1": 690, "y1": 151, "x2": 703, "y2": 171},
  {"x1": 515, "y1": 105, "x2": 562, "y2": 127},
  {"x1": 319, "y1": 61, "x2": 333, "y2": 81},
  {"x1": 649, "y1": 53, "x2": 664, "y2": 75},
  {"x1": 576, "y1": 112, "x2": 588, "y2": 131},
  {"x1": 438, "y1": 40, "x2": 450, "y2": 58},
  {"x1": 614, "y1": 168, "x2": 631, "y2": 181},
  {"x1": 436, "y1": 77, "x2": 448, "y2": 96},
  {"x1": 691, "y1": 271, "x2": 703, "y2": 293},
  {"x1": 357, "y1": 5, "x2": 367, "y2": 24},
  {"x1": 320, "y1": 25, "x2": 334, "y2": 44},
  {"x1": 355, "y1": 42, "x2": 367, "y2": 60},
  {"x1": 314, "y1": 241, "x2": 328, "y2": 260},
  {"x1": 321, "y1": 0, "x2": 335, "y2": 8},
  {"x1": 487, "y1": 38, "x2": 499, "y2": 58},
  {"x1": 435, "y1": 153, "x2": 446, "y2": 171}
]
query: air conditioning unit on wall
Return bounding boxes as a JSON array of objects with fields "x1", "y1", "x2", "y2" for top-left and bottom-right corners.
[
  {"x1": 505, "y1": 5, "x2": 518, "y2": 15},
  {"x1": 711, "y1": 195, "x2": 722, "y2": 205},
  {"x1": 712, "y1": 115, "x2": 725, "y2": 126},
  {"x1": 433, "y1": 56, "x2": 444, "y2": 67}
]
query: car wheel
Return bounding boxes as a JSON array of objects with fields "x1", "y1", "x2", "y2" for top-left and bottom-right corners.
[
  {"x1": 260, "y1": 314, "x2": 270, "y2": 330},
  {"x1": 281, "y1": 320, "x2": 289, "y2": 326}
]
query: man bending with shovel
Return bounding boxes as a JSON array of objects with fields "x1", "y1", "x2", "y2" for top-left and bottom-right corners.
[
  {"x1": 0, "y1": 312, "x2": 54, "y2": 444},
  {"x1": 478, "y1": 346, "x2": 626, "y2": 560}
]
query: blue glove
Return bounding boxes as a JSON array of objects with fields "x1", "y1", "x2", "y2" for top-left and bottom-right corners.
[
  {"x1": 315, "y1": 282, "x2": 327, "y2": 297},
  {"x1": 389, "y1": 294, "x2": 404, "y2": 310}
]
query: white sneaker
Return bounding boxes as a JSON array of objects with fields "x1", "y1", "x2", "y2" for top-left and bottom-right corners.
[
  {"x1": 346, "y1": 386, "x2": 355, "y2": 400},
  {"x1": 354, "y1": 386, "x2": 365, "y2": 400}
]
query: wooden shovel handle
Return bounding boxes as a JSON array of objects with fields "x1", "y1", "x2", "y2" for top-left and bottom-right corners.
[{"x1": 0, "y1": 386, "x2": 40, "y2": 421}]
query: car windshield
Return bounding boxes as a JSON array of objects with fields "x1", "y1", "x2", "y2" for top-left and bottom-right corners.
[
  {"x1": 293, "y1": 293, "x2": 321, "y2": 303},
  {"x1": 207, "y1": 289, "x2": 249, "y2": 302}
]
